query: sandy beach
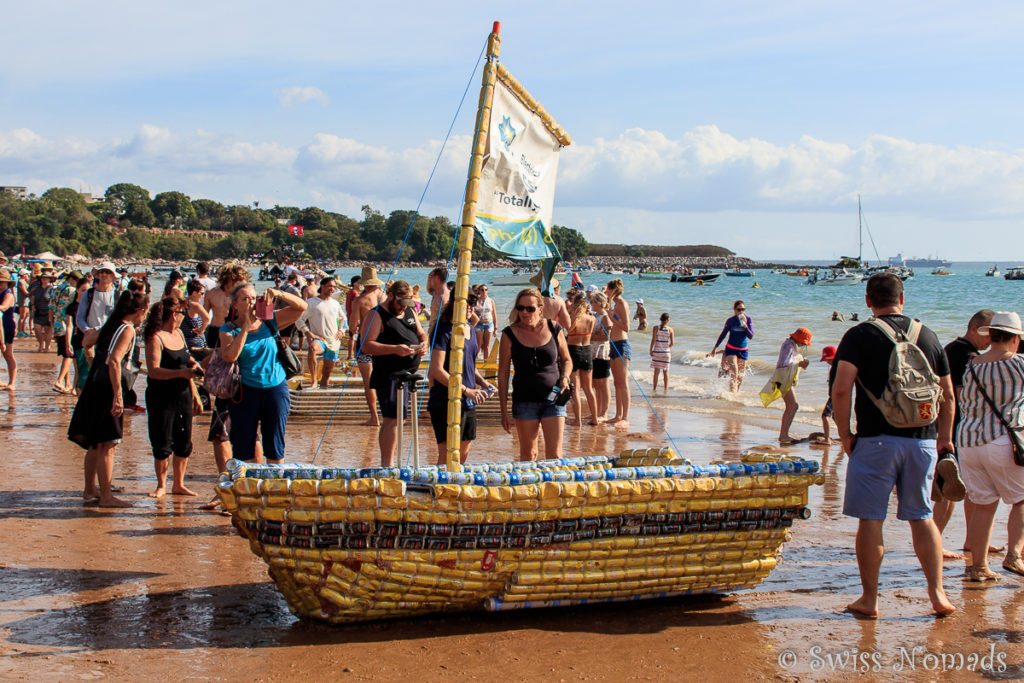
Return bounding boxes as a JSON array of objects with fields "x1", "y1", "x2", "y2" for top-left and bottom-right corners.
[{"x1": 2, "y1": 346, "x2": 1023, "y2": 681}]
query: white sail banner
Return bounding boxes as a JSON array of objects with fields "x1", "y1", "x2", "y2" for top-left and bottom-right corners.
[{"x1": 474, "y1": 80, "x2": 563, "y2": 260}]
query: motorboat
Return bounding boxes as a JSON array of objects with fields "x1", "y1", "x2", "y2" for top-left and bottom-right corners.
[
  {"x1": 986, "y1": 265, "x2": 1000, "y2": 277},
  {"x1": 1005, "y1": 267, "x2": 1024, "y2": 281},
  {"x1": 805, "y1": 269, "x2": 864, "y2": 286},
  {"x1": 671, "y1": 272, "x2": 721, "y2": 283}
]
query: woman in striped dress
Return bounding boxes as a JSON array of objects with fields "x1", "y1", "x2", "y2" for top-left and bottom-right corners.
[
  {"x1": 956, "y1": 311, "x2": 1024, "y2": 581},
  {"x1": 649, "y1": 313, "x2": 674, "y2": 390}
]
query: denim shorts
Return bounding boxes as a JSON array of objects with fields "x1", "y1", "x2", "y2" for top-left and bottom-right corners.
[
  {"x1": 512, "y1": 400, "x2": 567, "y2": 421},
  {"x1": 475, "y1": 321, "x2": 494, "y2": 332},
  {"x1": 843, "y1": 434, "x2": 936, "y2": 521},
  {"x1": 356, "y1": 353, "x2": 373, "y2": 365},
  {"x1": 609, "y1": 338, "x2": 632, "y2": 362},
  {"x1": 312, "y1": 339, "x2": 338, "y2": 362}
]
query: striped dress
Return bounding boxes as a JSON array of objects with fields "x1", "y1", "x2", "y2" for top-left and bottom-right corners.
[
  {"x1": 956, "y1": 356, "x2": 1024, "y2": 448},
  {"x1": 650, "y1": 325, "x2": 672, "y2": 370}
]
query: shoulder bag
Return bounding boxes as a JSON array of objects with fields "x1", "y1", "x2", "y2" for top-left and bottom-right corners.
[
  {"x1": 968, "y1": 362, "x2": 1024, "y2": 466},
  {"x1": 267, "y1": 318, "x2": 301, "y2": 379},
  {"x1": 204, "y1": 323, "x2": 242, "y2": 400}
]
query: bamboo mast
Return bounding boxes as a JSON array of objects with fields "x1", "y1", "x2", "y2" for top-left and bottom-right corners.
[{"x1": 444, "y1": 22, "x2": 501, "y2": 472}]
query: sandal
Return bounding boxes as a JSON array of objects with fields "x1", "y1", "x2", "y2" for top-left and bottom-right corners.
[
  {"x1": 966, "y1": 565, "x2": 1002, "y2": 582},
  {"x1": 1003, "y1": 552, "x2": 1024, "y2": 577}
]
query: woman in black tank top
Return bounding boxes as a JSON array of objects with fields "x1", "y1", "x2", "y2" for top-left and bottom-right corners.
[
  {"x1": 498, "y1": 288, "x2": 573, "y2": 461},
  {"x1": 144, "y1": 297, "x2": 203, "y2": 499}
]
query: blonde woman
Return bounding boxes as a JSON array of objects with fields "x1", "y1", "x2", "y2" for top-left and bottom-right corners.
[
  {"x1": 588, "y1": 291, "x2": 612, "y2": 421},
  {"x1": 566, "y1": 290, "x2": 599, "y2": 425},
  {"x1": 604, "y1": 278, "x2": 631, "y2": 428}
]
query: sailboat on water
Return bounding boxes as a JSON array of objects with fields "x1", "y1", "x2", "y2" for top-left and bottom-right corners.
[{"x1": 214, "y1": 22, "x2": 822, "y2": 624}]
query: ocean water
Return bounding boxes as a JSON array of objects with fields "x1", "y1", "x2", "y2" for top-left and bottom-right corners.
[{"x1": 158, "y1": 261, "x2": 1023, "y2": 430}]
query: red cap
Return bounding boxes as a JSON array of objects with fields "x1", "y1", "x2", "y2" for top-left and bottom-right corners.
[{"x1": 820, "y1": 345, "x2": 837, "y2": 361}]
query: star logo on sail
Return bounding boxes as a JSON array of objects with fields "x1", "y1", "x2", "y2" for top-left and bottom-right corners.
[{"x1": 499, "y1": 115, "x2": 516, "y2": 150}]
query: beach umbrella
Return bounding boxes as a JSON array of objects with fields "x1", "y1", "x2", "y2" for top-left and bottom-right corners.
[{"x1": 34, "y1": 251, "x2": 61, "y2": 261}]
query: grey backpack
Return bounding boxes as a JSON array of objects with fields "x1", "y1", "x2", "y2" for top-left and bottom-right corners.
[{"x1": 857, "y1": 318, "x2": 942, "y2": 428}]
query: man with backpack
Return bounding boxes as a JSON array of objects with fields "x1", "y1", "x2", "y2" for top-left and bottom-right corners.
[{"x1": 832, "y1": 272, "x2": 956, "y2": 618}]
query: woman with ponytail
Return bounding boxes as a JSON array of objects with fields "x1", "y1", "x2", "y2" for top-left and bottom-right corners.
[{"x1": 68, "y1": 291, "x2": 149, "y2": 507}]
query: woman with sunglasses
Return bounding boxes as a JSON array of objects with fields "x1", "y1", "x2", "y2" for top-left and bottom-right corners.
[
  {"x1": 144, "y1": 297, "x2": 205, "y2": 499},
  {"x1": 499, "y1": 288, "x2": 573, "y2": 460},
  {"x1": 709, "y1": 300, "x2": 753, "y2": 393}
]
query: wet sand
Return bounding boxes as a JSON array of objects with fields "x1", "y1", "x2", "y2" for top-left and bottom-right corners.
[{"x1": 2, "y1": 347, "x2": 1023, "y2": 681}]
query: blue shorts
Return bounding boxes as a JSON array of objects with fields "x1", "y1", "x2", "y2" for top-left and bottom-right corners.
[
  {"x1": 475, "y1": 321, "x2": 494, "y2": 332},
  {"x1": 610, "y1": 338, "x2": 632, "y2": 362},
  {"x1": 821, "y1": 398, "x2": 834, "y2": 419},
  {"x1": 512, "y1": 400, "x2": 567, "y2": 421},
  {"x1": 843, "y1": 434, "x2": 936, "y2": 521},
  {"x1": 312, "y1": 339, "x2": 338, "y2": 362},
  {"x1": 723, "y1": 347, "x2": 749, "y2": 360},
  {"x1": 356, "y1": 353, "x2": 373, "y2": 365}
]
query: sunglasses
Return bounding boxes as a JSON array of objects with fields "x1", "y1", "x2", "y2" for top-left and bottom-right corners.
[
  {"x1": 516, "y1": 305, "x2": 538, "y2": 312},
  {"x1": 736, "y1": 308, "x2": 746, "y2": 311}
]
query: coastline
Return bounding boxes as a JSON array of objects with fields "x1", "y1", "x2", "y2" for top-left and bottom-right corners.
[{"x1": 1, "y1": 346, "x2": 1020, "y2": 680}]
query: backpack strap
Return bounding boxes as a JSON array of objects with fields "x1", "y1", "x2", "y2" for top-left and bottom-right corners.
[{"x1": 868, "y1": 316, "x2": 915, "y2": 344}]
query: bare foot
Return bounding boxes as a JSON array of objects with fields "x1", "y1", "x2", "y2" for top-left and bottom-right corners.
[
  {"x1": 614, "y1": 420, "x2": 630, "y2": 431},
  {"x1": 568, "y1": 418, "x2": 582, "y2": 426},
  {"x1": 961, "y1": 545, "x2": 1006, "y2": 554},
  {"x1": 148, "y1": 488, "x2": 166, "y2": 499},
  {"x1": 587, "y1": 419, "x2": 602, "y2": 426},
  {"x1": 929, "y1": 589, "x2": 956, "y2": 617},
  {"x1": 942, "y1": 548, "x2": 965, "y2": 561},
  {"x1": 83, "y1": 489, "x2": 100, "y2": 500},
  {"x1": 363, "y1": 417, "x2": 381, "y2": 426},
  {"x1": 845, "y1": 597, "x2": 879, "y2": 619},
  {"x1": 98, "y1": 495, "x2": 133, "y2": 508},
  {"x1": 171, "y1": 486, "x2": 199, "y2": 497}
]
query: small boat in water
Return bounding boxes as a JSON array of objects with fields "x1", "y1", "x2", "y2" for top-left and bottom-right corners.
[
  {"x1": 931, "y1": 268, "x2": 953, "y2": 276},
  {"x1": 671, "y1": 272, "x2": 721, "y2": 283},
  {"x1": 724, "y1": 270, "x2": 753, "y2": 277},
  {"x1": 638, "y1": 272, "x2": 672, "y2": 280},
  {"x1": 1005, "y1": 267, "x2": 1024, "y2": 281},
  {"x1": 986, "y1": 265, "x2": 1000, "y2": 277},
  {"x1": 805, "y1": 269, "x2": 864, "y2": 286}
]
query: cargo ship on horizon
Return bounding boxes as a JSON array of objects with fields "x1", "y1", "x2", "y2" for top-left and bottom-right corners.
[{"x1": 888, "y1": 253, "x2": 951, "y2": 268}]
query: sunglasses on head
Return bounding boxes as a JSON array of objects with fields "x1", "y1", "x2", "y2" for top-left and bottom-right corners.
[{"x1": 516, "y1": 304, "x2": 538, "y2": 312}]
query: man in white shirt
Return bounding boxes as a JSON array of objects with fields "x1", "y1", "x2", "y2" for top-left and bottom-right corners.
[
  {"x1": 296, "y1": 277, "x2": 346, "y2": 389},
  {"x1": 195, "y1": 262, "x2": 217, "y2": 300}
]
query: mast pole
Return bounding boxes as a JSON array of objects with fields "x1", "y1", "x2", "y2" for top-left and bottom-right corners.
[
  {"x1": 444, "y1": 22, "x2": 501, "y2": 473},
  {"x1": 857, "y1": 193, "x2": 862, "y2": 264}
]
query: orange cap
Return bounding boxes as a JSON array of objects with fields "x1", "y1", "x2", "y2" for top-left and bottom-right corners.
[{"x1": 791, "y1": 327, "x2": 813, "y2": 346}]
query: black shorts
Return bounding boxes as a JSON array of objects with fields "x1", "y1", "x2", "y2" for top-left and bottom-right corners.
[
  {"x1": 205, "y1": 325, "x2": 220, "y2": 349},
  {"x1": 568, "y1": 344, "x2": 593, "y2": 372},
  {"x1": 207, "y1": 397, "x2": 231, "y2": 442},
  {"x1": 55, "y1": 333, "x2": 74, "y2": 358},
  {"x1": 373, "y1": 378, "x2": 413, "y2": 420},
  {"x1": 429, "y1": 403, "x2": 477, "y2": 444},
  {"x1": 593, "y1": 358, "x2": 611, "y2": 380}
]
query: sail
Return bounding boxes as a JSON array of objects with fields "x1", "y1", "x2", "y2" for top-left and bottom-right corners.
[{"x1": 473, "y1": 72, "x2": 568, "y2": 260}]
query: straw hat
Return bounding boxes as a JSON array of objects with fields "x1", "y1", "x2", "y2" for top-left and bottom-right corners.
[
  {"x1": 0, "y1": 268, "x2": 11, "y2": 283},
  {"x1": 979, "y1": 311, "x2": 1024, "y2": 337},
  {"x1": 790, "y1": 327, "x2": 813, "y2": 346},
  {"x1": 529, "y1": 271, "x2": 559, "y2": 291},
  {"x1": 359, "y1": 266, "x2": 384, "y2": 287}
]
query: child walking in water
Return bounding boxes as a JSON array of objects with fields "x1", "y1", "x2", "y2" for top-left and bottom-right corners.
[
  {"x1": 817, "y1": 345, "x2": 837, "y2": 444},
  {"x1": 649, "y1": 313, "x2": 673, "y2": 390},
  {"x1": 758, "y1": 327, "x2": 812, "y2": 444}
]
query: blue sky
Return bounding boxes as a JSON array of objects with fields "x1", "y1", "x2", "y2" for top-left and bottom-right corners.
[{"x1": 2, "y1": 1, "x2": 1023, "y2": 260}]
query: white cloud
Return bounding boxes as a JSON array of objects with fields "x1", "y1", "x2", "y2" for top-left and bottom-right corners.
[
  {"x1": 274, "y1": 86, "x2": 329, "y2": 108},
  {"x1": 2, "y1": 123, "x2": 1023, "y2": 258}
]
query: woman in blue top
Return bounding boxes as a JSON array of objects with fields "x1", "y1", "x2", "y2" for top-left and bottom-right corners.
[
  {"x1": 708, "y1": 300, "x2": 753, "y2": 393},
  {"x1": 219, "y1": 283, "x2": 307, "y2": 462}
]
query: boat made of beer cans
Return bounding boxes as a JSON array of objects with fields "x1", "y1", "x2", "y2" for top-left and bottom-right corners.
[{"x1": 216, "y1": 447, "x2": 823, "y2": 623}]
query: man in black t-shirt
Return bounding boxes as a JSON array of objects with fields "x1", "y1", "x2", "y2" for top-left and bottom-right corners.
[
  {"x1": 932, "y1": 310, "x2": 994, "y2": 559},
  {"x1": 832, "y1": 273, "x2": 956, "y2": 618}
]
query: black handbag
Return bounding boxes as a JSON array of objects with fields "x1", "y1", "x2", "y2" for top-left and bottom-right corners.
[
  {"x1": 267, "y1": 318, "x2": 302, "y2": 380},
  {"x1": 969, "y1": 363, "x2": 1024, "y2": 466}
]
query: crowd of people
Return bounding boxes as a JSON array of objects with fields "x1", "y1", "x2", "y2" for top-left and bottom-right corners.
[{"x1": 4, "y1": 251, "x2": 1024, "y2": 619}]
